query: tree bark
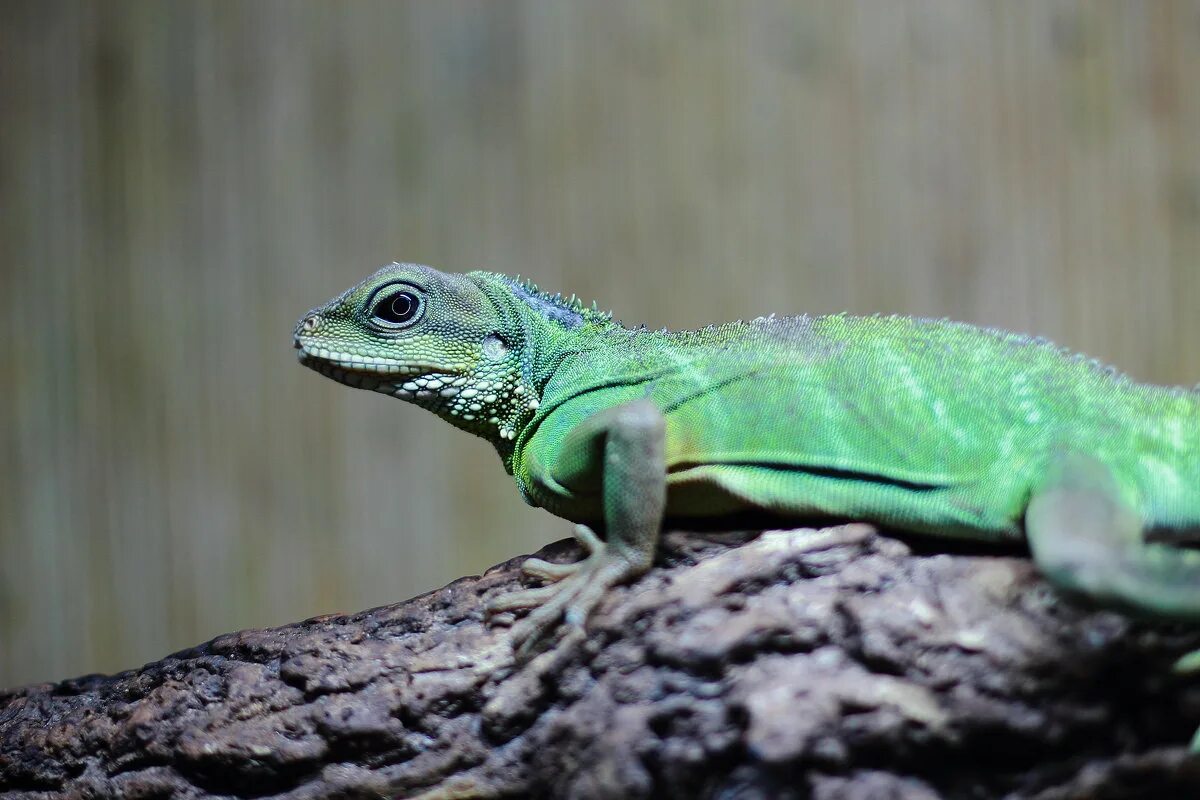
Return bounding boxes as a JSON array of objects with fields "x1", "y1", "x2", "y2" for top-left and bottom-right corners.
[{"x1": 2, "y1": 525, "x2": 1199, "y2": 799}]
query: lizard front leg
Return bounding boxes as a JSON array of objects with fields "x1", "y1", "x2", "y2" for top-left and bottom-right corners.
[{"x1": 488, "y1": 399, "x2": 666, "y2": 658}]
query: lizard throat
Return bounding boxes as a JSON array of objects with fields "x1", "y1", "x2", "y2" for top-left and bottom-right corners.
[{"x1": 296, "y1": 346, "x2": 539, "y2": 446}]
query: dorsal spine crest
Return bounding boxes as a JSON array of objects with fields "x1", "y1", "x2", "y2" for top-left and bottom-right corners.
[{"x1": 500, "y1": 274, "x2": 614, "y2": 326}]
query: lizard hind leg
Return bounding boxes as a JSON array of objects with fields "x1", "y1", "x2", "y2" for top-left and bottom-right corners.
[
  {"x1": 1026, "y1": 451, "x2": 1200, "y2": 752},
  {"x1": 1026, "y1": 452, "x2": 1200, "y2": 622}
]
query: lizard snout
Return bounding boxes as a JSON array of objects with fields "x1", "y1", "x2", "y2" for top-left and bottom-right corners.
[{"x1": 293, "y1": 312, "x2": 325, "y2": 355}]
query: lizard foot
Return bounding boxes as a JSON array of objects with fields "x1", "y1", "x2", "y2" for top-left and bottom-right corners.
[{"x1": 487, "y1": 524, "x2": 640, "y2": 659}]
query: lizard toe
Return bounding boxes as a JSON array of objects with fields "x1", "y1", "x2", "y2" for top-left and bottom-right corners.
[
  {"x1": 520, "y1": 557, "x2": 579, "y2": 582},
  {"x1": 486, "y1": 583, "x2": 562, "y2": 615}
]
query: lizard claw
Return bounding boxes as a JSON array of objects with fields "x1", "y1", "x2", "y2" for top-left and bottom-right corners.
[{"x1": 486, "y1": 524, "x2": 637, "y2": 659}]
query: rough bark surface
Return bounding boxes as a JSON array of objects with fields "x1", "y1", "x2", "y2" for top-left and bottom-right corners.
[{"x1": 2, "y1": 525, "x2": 1199, "y2": 800}]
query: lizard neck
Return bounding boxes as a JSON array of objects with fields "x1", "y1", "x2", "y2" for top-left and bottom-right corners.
[{"x1": 373, "y1": 274, "x2": 606, "y2": 471}]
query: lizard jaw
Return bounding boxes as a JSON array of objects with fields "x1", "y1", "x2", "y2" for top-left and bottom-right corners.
[
  {"x1": 295, "y1": 343, "x2": 461, "y2": 395},
  {"x1": 300, "y1": 353, "x2": 390, "y2": 392},
  {"x1": 294, "y1": 342, "x2": 435, "y2": 375}
]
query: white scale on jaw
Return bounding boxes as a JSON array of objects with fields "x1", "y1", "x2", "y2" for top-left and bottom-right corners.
[
  {"x1": 300, "y1": 343, "x2": 427, "y2": 375},
  {"x1": 302, "y1": 341, "x2": 539, "y2": 441}
]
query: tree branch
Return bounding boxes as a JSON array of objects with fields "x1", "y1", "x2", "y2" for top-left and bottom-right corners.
[{"x1": 2, "y1": 525, "x2": 1198, "y2": 799}]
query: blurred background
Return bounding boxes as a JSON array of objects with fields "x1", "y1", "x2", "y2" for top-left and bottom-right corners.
[{"x1": 2, "y1": 0, "x2": 1199, "y2": 687}]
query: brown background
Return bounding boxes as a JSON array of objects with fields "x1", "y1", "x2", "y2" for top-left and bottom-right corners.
[{"x1": 2, "y1": 0, "x2": 1199, "y2": 687}]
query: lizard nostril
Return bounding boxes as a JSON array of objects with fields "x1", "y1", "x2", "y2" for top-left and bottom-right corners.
[{"x1": 302, "y1": 314, "x2": 322, "y2": 333}]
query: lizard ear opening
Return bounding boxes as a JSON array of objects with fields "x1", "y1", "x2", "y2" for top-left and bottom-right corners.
[{"x1": 482, "y1": 333, "x2": 510, "y2": 360}]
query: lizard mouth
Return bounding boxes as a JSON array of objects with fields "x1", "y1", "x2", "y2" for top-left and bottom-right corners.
[{"x1": 294, "y1": 341, "x2": 458, "y2": 392}]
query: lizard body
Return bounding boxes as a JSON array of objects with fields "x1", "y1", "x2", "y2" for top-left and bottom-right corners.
[{"x1": 295, "y1": 263, "x2": 1200, "y2": 746}]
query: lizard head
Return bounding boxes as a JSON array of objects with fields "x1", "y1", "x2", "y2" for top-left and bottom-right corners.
[{"x1": 294, "y1": 262, "x2": 533, "y2": 443}]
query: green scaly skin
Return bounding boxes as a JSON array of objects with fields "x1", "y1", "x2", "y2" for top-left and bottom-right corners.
[{"x1": 296, "y1": 262, "x2": 1200, "y2": 748}]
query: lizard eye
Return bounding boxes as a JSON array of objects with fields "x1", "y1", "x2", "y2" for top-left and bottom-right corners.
[{"x1": 369, "y1": 289, "x2": 422, "y2": 327}]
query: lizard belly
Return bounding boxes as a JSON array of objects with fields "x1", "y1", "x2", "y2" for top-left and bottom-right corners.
[
  {"x1": 663, "y1": 462, "x2": 1022, "y2": 540},
  {"x1": 653, "y1": 372, "x2": 1030, "y2": 539}
]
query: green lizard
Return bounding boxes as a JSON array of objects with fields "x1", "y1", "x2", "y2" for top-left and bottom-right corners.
[{"x1": 295, "y1": 262, "x2": 1200, "y2": 747}]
